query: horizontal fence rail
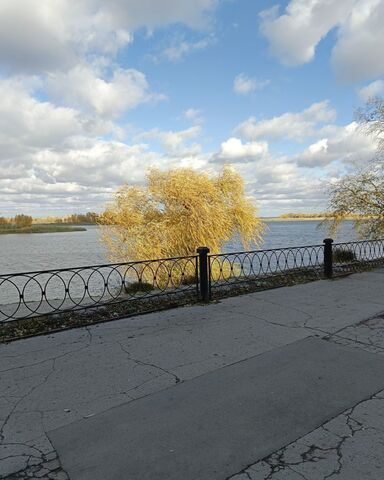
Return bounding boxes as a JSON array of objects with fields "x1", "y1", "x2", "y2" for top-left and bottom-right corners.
[
  {"x1": 0, "y1": 256, "x2": 198, "y2": 322},
  {"x1": 1, "y1": 238, "x2": 384, "y2": 323}
]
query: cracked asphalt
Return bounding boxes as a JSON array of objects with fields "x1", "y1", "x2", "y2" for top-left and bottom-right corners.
[{"x1": 2, "y1": 268, "x2": 384, "y2": 479}]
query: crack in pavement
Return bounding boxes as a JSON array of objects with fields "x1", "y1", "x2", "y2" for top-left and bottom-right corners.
[
  {"x1": 229, "y1": 391, "x2": 384, "y2": 480},
  {"x1": 0, "y1": 359, "x2": 57, "y2": 443},
  {"x1": 116, "y1": 341, "x2": 181, "y2": 385},
  {"x1": 0, "y1": 336, "x2": 93, "y2": 375}
]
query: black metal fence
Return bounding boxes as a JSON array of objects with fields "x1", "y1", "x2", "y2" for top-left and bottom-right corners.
[
  {"x1": 1, "y1": 238, "x2": 384, "y2": 322},
  {"x1": 332, "y1": 239, "x2": 384, "y2": 276},
  {"x1": 0, "y1": 256, "x2": 198, "y2": 322},
  {"x1": 208, "y1": 243, "x2": 324, "y2": 298}
]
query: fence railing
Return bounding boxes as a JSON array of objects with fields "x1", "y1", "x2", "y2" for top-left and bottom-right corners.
[
  {"x1": 331, "y1": 239, "x2": 384, "y2": 276},
  {"x1": 1, "y1": 238, "x2": 384, "y2": 323},
  {"x1": 0, "y1": 256, "x2": 198, "y2": 322},
  {"x1": 208, "y1": 243, "x2": 324, "y2": 298}
]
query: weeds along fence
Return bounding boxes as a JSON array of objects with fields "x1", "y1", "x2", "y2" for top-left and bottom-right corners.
[{"x1": 1, "y1": 238, "x2": 384, "y2": 323}]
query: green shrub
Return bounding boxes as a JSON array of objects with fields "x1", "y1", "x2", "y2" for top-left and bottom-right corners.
[{"x1": 333, "y1": 248, "x2": 356, "y2": 263}]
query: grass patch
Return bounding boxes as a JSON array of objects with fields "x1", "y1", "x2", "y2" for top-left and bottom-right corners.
[{"x1": 333, "y1": 248, "x2": 357, "y2": 263}]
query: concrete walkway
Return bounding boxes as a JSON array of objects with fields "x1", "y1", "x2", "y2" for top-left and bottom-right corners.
[{"x1": 1, "y1": 268, "x2": 384, "y2": 479}]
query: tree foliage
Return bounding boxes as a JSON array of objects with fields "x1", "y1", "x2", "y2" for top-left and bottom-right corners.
[
  {"x1": 13, "y1": 214, "x2": 33, "y2": 228},
  {"x1": 327, "y1": 97, "x2": 384, "y2": 238},
  {"x1": 327, "y1": 164, "x2": 384, "y2": 238},
  {"x1": 101, "y1": 167, "x2": 264, "y2": 264},
  {"x1": 64, "y1": 212, "x2": 99, "y2": 224},
  {"x1": 356, "y1": 97, "x2": 384, "y2": 153}
]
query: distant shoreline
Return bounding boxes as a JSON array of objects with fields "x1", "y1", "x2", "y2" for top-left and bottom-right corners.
[
  {"x1": 262, "y1": 217, "x2": 329, "y2": 222},
  {"x1": 262, "y1": 217, "x2": 359, "y2": 222},
  {"x1": 0, "y1": 225, "x2": 87, "y2": 235}
]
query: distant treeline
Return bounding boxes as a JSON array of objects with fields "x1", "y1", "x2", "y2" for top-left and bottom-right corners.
[
  {"x1": 37, "y1": 212, "x2": 100, "y2": 225},
  {"x1": 278, "y1": 213, "x2": 369, "y2": 219},
  {"x1": 0, "y1": 212, "x2": 99, "y2": 229},
  {"x1": 0, "y1": 214, "x2": 34, "y2": 229}
]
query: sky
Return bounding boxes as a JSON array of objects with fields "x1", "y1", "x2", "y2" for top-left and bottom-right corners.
[{"x1": 0, "y1": 0, "x2": 383, "y2": 217}]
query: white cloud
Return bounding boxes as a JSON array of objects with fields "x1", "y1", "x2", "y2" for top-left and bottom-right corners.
[
  {"x1": 0, "y1": 77, "x2": 365, "y2": 216},
  {"x1": 0, "y1": 0, "x2": 218, "y2": 73},
  {"x1": 96, "y1": 0, "x2": 218, "y2": 30},
  {"x1": 358, "y1": 79, "x2": 384, "y2": 101},
  {"x1": 0, "y1": 0, "x2": 74, "y2": 73},
  {"x1": 0, "y1": 76, "x2": 210, "y2": 213},
  {"x1": 0, "y1": 80, "x2": 91, "y2": 155},
  {"x1": 260, "y1": 0, "x2": 356, "y2": 66},
  {"x1": 215, "y1": 147, "x2": 327, "y2": 215},
  {"x1": 184, "y1": 108, "x2": 204, "y2": 124},
  {"x1": 212, "y1": 107, "x2": 378, "y2": 213},
  {"x1": 0, "y1": 0, "x2": 222, "y2": 215},
  {"x1": 260, "y1": 0, "x2": 384, "y2": 83},
  {"x1": 331, "y1": 0, "x2": 384, "y2": 82},
  {"x1": 46, "y1": 65, "x2": 164, "y2": 118},
  {"x1": 0, "y1": 80, "x2": 141, "y2": 208},
  {"x1": 137, "y1": 126, "x2": 202, "y2": 156},
  {"x1": 161, "y1": 36, "x2": 214, "y2": 62},
  {"x1": 235, "y1": 101, "x2": 336, "y2": 142},
  {"x1": 233, "y1": 74, "x2": 270, "y2": 95},
  {"x1": 216, "y1": 137, "x2": 269, "y2": 162},
  {"x1": 32, "y1": 141, "x2": 157, "y2": 187},
  {"x1": 294, "y1": 122, "x2": 377, "y2": 167}
]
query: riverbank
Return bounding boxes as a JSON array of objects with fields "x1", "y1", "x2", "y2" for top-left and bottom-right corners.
[{"x1": 0, "y1": 224, "x2": 87, "y2": 235}]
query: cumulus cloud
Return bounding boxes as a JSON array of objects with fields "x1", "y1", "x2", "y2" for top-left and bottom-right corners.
[
  {"x1": 97, "y1": 0, "x2": 218, "y2": 30},
  {"x1": 233, "y1": 74, "x2": 270, "y2": 95},
  {"x1": 0, "y1": 0, "x2": 217, "y2": 73},
  {"x1": 0, "y1": 79, "x2": 155, "y2": 210},
  {"x1": 294, "y1": 122, "x2": 377, "y2": 167},
  {"x1": 1, "y1": 0, "x2": 379, "y2": 217},
  {"x1": 32, "y1": 141, "x2": 158, "y2": 187},
  {"x1": 184, "y1": 108, "x2": 204, "y2": 124},
  {"x1": 137, "y1": 126, "x2": 202, "y2": 156},
  {"x1": 260, "y1": 0, "x2": 384, "y2": 83},
  {"x1": 0, "y1": 80, "x2": 91, "y2": 156},
  {"x1": 331, "y1": 0, "x2": 384, "y2": 82},
  {"x1": 215, "y1": 137, "x2": 269, "y2": 162},
  {"x1": 260, "y1": 0, "x2": 356, "y2": 66},
  {"x1": 161, "y1": 36, "x2": 215, "y2": 61},
  {"x1": 218, "y1": 148, "x2": 327, "y2": 215},
  {"x1": 46, "y1": 65, "x2": 164, "y2": 118},
  {"x1": 358, "y1": 79, "x2": 384, "y2": 101},
  {"x1": 213, "y1": 104, "x2": 377, "y2": 213},
  {"x1": 234, "y1": 101, "x2": 336, "y2": 142},
  {"x1": 0, "y1": 0, "x2": 221, "y2": 214}
]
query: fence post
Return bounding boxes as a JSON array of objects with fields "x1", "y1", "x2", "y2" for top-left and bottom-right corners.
[
  {"x1": 323, "y1": 238, "x2": 334, "y2": 279},
  {"x1": 197, "y1": 246, "x2": 210, "y2": 302}
]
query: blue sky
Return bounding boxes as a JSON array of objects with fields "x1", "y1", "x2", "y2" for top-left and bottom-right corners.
[{"x1": 0, "y1": 0, "x2": 383, "y2": 216}]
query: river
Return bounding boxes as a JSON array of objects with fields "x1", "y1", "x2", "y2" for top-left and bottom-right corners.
[{"x1": 0, "y1": 221, "x2": 359, "y2": 275}]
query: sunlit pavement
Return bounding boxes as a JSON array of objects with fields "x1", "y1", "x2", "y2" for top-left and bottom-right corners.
[{"x1": 2, "y1": 269, "x2": 384, "y2": 479}]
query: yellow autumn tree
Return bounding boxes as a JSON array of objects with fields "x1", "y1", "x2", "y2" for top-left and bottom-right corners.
[{"x1": 100, "y1": 167, "x2": 264, "y2": 286}]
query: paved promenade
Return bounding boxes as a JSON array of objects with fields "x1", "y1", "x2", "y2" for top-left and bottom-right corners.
[{"x1": 2, "y1": 268, "x2": 384, "y2": 479}]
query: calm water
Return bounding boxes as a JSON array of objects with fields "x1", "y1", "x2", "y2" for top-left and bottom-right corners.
[{"x1": 0, "y1": 221, "x2": 358, "y2": 275}]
